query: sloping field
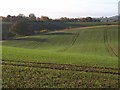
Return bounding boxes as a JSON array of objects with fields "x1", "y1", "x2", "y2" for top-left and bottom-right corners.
[
  {"x1": 2, "y1": 25, "x2": 119, "y2": 88},
  {"x1": 3, "y1": 25, "x2": 118, "y2": 55}
]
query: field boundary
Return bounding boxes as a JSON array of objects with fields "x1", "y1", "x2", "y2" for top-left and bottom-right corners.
[
  {"x1": 59, "y1": 25, "x2": 120, "y2": 32},
  {"x1": 2, "y1": 60, "x2": 119, "y2": 75}
]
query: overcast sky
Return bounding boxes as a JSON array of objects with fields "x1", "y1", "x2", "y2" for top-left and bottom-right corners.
[{"x1": 0, "y1": 0, "x2": 119, "y2": 18}]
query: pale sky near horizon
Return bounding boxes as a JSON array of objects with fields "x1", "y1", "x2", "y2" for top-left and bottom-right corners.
[{"x1": 0, "y1": 0, "x2": 119, "y2": 18}]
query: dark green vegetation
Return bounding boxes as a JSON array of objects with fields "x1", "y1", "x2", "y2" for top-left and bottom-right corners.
[
  {"x1": 10, "y1": 20, "x2": 34, "y2": 36},
  {"x1": 2, "y1": 22, "x2": 118, "y2": 39},
  {"x1": 2, "y1": 25, "x2": 119, "y2": 88}
]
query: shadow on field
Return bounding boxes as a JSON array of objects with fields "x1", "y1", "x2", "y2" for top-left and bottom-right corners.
[
  {"x1": 13, "y1": 32, "x2": 75, "y2": 42},
  {"x1": 15, "y1": 38, "x2": 48, "y2": 42},
  {"x1": 43, "y1": 32, "x2": 76, "y2": 35}
]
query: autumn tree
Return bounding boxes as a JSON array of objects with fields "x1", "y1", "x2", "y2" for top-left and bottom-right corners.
[
  {"x1": 40, "y1": 16, "x2": 50, "y2": 21},
  {"x1": 29, "y1": 13, "x2": 36, "y2": 21},
  {"x1": 86, "y1": 17, "x2": 93, "y2": 22},
  {"x1": 60, "y1": 17, "x2": 69, "y2": 21}
]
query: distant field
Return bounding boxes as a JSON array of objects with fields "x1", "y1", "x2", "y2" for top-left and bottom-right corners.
[
  {"x1": 68, "y1": 22, "x2": 118, "y2": 27},
  {"x1": 2, "y1": 25, "x2": 119, "y2": 88}
]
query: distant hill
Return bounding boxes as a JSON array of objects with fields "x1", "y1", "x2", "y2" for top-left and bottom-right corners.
[
  {"x1": 100, "y1": 15, "x2": 118, "y2": 22},
  {"x1": 109, "y1": 16, "x2": 118, "y2": 21}
]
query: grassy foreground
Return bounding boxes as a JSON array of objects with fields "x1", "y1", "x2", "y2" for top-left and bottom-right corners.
[{"x1": 3, "y1": 65, "x2": 118, "y2": 88}]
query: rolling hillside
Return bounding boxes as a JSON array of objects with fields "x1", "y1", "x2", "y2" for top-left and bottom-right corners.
[
  {"x1": 2, "y1": 25, "x2": 119, "y2": 88},
  {"x1": 3, "y1": 25, "x2": 118, "y2": 57}
]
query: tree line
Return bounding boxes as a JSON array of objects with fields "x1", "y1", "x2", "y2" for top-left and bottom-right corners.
[
  {"x1": 1, "y1": 13, "x2": 118, "y2": 23},
  {"x1": 2, "y1": 13, "x2": 99, "y2": 22}
]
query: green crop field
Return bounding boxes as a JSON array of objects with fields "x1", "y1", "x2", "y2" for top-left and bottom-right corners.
[{"x1": 2, "y1": 25, "x2": 119, "y2": 88}]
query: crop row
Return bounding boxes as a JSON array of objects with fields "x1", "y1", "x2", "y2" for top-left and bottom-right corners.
[
  {"x1": 3, "y1": 64, "x2": 119, "y2": 88},
  {"x1": 2, "y1": 60, "x2": 119, "y2": 75},
  {"x1": 104, "y1": 29, "x2": 118, "y2": 57}
]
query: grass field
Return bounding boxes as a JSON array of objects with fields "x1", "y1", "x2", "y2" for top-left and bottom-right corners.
[{"x1": 2, "y1": 25, "x2": 119, "y2": 88}]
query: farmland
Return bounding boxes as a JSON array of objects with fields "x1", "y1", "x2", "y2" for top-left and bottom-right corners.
[{"x1": 2, "y1": 25, "x2": 119, "y2": 88}]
